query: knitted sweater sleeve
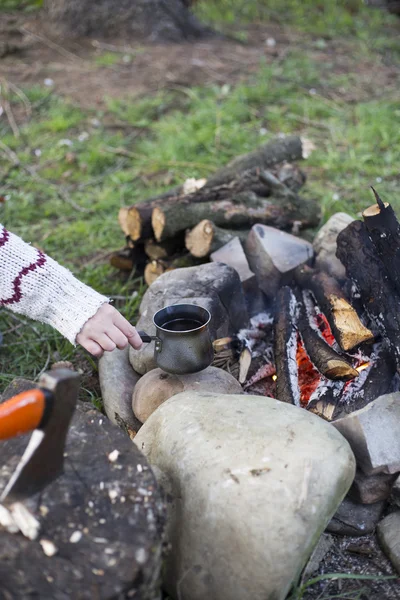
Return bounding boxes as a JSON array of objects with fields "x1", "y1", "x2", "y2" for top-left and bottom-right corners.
[{"x1": 0, "y1": 224, "x2": 109, "y2": 345}]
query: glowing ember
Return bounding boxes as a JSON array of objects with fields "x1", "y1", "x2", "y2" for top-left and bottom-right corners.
[
  {"x1": 296, "y1": 333, "x2": 321, "y2": 407},
  {"x1": 272, "y1": 374, "x2": 277, "y2": 381},
  {"x1": 356, "y1": 362, "x2": 370, "y2": 373},
  {"x1": 314, "y1": 312, "x2": 335, "y2": 346}
]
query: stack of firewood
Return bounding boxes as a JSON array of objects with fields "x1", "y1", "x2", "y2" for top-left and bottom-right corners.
[{"x1": 113, "y1": 135, "x2": 320, "y2": 285}]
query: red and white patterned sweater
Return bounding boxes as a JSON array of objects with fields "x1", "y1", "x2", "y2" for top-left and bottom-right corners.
[{"x1": 0, "y1": 225, "x2": 108, "y2": 345}]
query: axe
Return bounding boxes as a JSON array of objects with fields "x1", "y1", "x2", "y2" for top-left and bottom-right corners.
[{"x1": 0, "y1": 368, "x2": 80, "y2": 506}]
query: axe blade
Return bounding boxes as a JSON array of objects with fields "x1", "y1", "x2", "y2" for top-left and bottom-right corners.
[{"x1": 0, "y1": 369, "x2": 80, "y2": 506}]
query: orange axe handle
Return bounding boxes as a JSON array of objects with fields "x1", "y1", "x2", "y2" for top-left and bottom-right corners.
[{"x1": 0, "y1": 389, "x2": 48, "y2": 440}]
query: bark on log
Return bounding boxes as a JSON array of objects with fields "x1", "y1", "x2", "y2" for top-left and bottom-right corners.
[
  {"x1": 336, "y1": 220, "x2": 400, "y2": 366},
  {"x1": 294, "y1": 265, "x2": 374, "y2": 351},
  {"x1": 185, "y1": 220, "x2": 248, "y2": 258},
  {"x1": 362, "y1": 189, "x2": 400, "y2": 297},
  {"x1": 296, "y1": 292, "x2": 359, "y2": 381},
  {"x1": 117, "y1": 137, "x2": 309, "y2": 241},
  {"x1": 274, "y1": 286, "x2": 300, "y2": 406},
  {"x1": 204, "y1": 136, "x2": 306, "y2": 188},
  {"x1": 152, "y1": 191, "x2": 319, "y2": 242}
]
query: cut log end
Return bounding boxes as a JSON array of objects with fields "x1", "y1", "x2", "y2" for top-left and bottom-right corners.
[
  {"x1": 325, "y1": 360, "x2": 359, "y2": 381},
  {"x1": 308, "y1": 401, "x2": 336, "y2": 421},
  {"x1": 330, "y1": 295, "x2": 374, "y2": 351},
  {"x1": 118, "y1": 206, "x2": 142, "y2": 241},
  {"x1": 144, "y1": 261, "x2": 165, "y2": 287},
  {"x1": 185, "y1": 219, "x2": 214, "y2": 257},
  {"x1": 152, "y1": 207, "x2": 166, "y2": 242},
  {"x1": 363, "y1": 202, "x2": 389, "y2": 218}
]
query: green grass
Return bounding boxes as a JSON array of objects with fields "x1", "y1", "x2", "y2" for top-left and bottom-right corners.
[{"x1": 0, "y1": 0, "x2": 399, "y2": 403}]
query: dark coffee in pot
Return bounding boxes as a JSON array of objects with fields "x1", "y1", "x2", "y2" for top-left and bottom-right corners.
[{"x1": 161, "y1": 318, "x2": 203, "y2": 332}]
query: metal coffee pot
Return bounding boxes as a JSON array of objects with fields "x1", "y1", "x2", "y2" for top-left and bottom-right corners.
[{"x1": 138, "y1": 304, "x2": 214, "y2": 375}]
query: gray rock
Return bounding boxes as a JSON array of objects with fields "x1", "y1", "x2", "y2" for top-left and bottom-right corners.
[
  {"x1": 333, "y1": 393, "x2": 400, "y2": 475},
  {"x1": 211, "y1": 237, "x2": 256, "y2": 290},
  {"x1": 313, "y1": 212, "x2": 354, "y2": 280},
  {"x1": 326, "y1": 497, "x2": 384, "y2": 536},
  {"x1": 133, "y1": 366, "x2": 242, "y2": 423},
  {"x1": 377, "y1": 512, "x2": 400, "y2": 574},
  {"x1": 348, "y1": 469, "x2": 396, "y2": 505},
  {"x1": 392, "y1": 474, "x2": 400, "y2": 508},
  {"x1": 99, "y1": 346, "x2": 142, "y2": 434},
  {"x1": 0, "y1": 404, "x2": 165, "y2": 599},
  {"x1": 245, "y1": 224, "x2": 313, "y2": 299},
  {"x1": 302, "y1": 533, "x2": 334, "y2": 580},
  {"x1": 134, "y1": 392, "x2": 355, "y2": 600},
  {"x1": 129, "y1": 263, "x2": 249, "y2": 375}
]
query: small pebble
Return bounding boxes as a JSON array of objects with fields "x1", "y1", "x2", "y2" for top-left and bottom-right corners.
[
  {"x1": 70, "y1": 531, "x2": 83, "y2": 544},
  {"x1": 108, "y1": 449, "x2": 120, "y2": 463},
  {"x1": 40, "y1": 539, "x2": 58, "y2": 557}
]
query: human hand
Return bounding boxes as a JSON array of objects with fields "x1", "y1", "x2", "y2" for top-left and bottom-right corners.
[{"x1": 76, "y1": 303, "x2": 143, "y2": 357}]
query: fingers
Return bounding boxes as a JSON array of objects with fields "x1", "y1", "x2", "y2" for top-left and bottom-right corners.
[
  {"x1": 112, "y1": 311, "x2": 143, "y2": 349},
  {"x1": 79, "y1": 338, "x2": 104, "y2": 358}
]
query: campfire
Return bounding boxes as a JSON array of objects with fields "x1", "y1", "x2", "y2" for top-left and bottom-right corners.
[{"x1": 113, "y1": 135, "x2": 400, "y2": 424}]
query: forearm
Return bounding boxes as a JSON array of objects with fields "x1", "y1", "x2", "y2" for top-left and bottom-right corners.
[{"x1": 0, "y1": 225, "x2": 108, "y2": 345}]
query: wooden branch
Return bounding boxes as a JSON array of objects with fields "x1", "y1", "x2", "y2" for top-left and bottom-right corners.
[
  {"x1": 362, "y1": 188, "x2": 400, "y2": 297},
  {"x1": 274, "y1": 286, "x2": 300, "y2": 406},
  {"x1": 294, "y1": 265, "x2": 374, "y2": 351},
  {"x1": 336, "y1": 220, "x2": 400, "y2": 366},
  {"x1": 152, "y1": 191, "x2": 319, "y2": 242},
  {"x1": 118, "y1": 205, "x2": 153, "y2": 241},
  {"x1": 205, "y1": 135, "x2": 305, "y2": 188},
  {"x1": 297, "y1": 291, "x2": 359, "y2": 381},
  {"x1": 144, "y1": 235, "x2": 184, "y2": 260},
  {"x1": 185, "y1": 220, "x2": 248, "y2": 258}
]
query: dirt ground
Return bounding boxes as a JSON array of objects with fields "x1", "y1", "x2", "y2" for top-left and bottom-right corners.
[
  {"x1": 0, "y1": 11, "x2": 399, "y2": 111},
  {"x1": 1, "y1": 8, "x2": 400, "y2": 600}
]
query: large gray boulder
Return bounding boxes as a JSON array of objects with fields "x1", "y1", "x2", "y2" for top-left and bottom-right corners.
[
  {"x1": 129, "y1": 263, "x2": 249, "y2": 375},
  {"x1": 134, "y1": 392, "x2": 356, "y2": 600}
]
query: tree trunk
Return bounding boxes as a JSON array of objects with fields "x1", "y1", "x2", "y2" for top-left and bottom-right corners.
[{"x1": 44, "y1": 0, "x2": 214, "y2": 41}]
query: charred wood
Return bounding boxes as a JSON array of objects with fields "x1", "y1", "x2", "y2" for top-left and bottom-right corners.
[
  {"x1": 362, "y1": 189, "x2": 400, "y2": 297},
  {"x1": 294, "y1": 265, "x2": 374, "y2": 351},
  {"x1": 296, "y1": 291, "x2": 359, "y2": 381},
  {"x1": 336, "y1": 220, "x2": 400, "y2": 366},
  {"x1": 274, "y1": 286, "x2": 300, "y2": 406}
]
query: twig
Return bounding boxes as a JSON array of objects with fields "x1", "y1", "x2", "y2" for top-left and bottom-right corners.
[
  {"x1": 19, "y1": 27, "x2": 86, "y2": 63},
  {"x1": 0, "y1": 79, "x2": 20, "y2": 138}
]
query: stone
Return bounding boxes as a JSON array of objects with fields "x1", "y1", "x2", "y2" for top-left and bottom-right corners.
[
  {"x1": 377, "y1": 512, "x2": 400, "y2": 574},
  {"x1": 211, "y1": 237, "x2": 256, "y2": 290},
  {"x1": 313, "y1": 212, "x2": 354, "y2": 280},
  {"x1": 133, "y1": 366, "x2": 242, "y2": 423},
  {"x1": 129, "y1": 263, "x2": 249, "y2": 375},
  {"x1": 348, "y1": 469, "x2": 396, "y2": 505},
  {"x1": 302, "y1": 533, "x2": 334, "y2": 580},
  {"x1": 98, "y1": 346, "x2": 142, "y2": 434},
  {"x1": 333, "y1": 393, "x2": 400, "y2": 475},
  {"x1": 326, "y1": 497, "x2": 385, "y2": 536},
  {"x1": 0, "y1": 403, "x2": 165, "y2": 599},
  {"x1": 245, "y1": 224, "x2": 313, "y2": 299},
  {"x1": 392, "y1": 474, "x2": 400, "y2": 508},
  {"x1": 134, "y1": 392, "x2": 355, "y2": 600}
]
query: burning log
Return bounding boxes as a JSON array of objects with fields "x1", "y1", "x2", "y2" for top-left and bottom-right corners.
[
  {"x1": 362, "y1": 188, "x2": 400, "y2": 297},
  {"x1": 274, "y1": 286, "x2": 300, "y2": 406},
  {"x1": 294, "y1": 265, "x2": 374, "y2": 351},
  {"x1": 185, "y1": 220, "x2": 247, "y2": 258},
  {"x1": 307, "y1": 380, "x2": 346, "y2": 421},
  {"x1": 296, "y1": 291, "x2": 359, "y2": 381},
  {"x1": 336, "y1": 220, "x2": 400, "y2": 366}
]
